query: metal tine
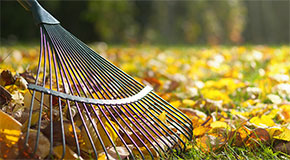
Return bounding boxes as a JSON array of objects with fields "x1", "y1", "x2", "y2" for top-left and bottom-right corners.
[
  {"x1": 46, "y1": 26, "x2": 101, "y2": 158},
  {"x1": 47, "y1": 39, "x2": 54, "y2": 156},
  {"x1": 25, "y1": 27, "x2": 45, "y2": 149},
  {"x1": 129, "y1": 101, "x2": 180, "y2": 150},
  {"x1": 50, "y1": 31, "x2": 142, "y2": 160},
  {"x1": 122, "y1": 102, "x2": 173, "y2": 152},
  {"x1": 150, "y1": 93, "x2": 193, "y2": 133},
  {"x1": 32, "y1": 31, "x2": 49, "y2": 156},
  {"x1": 80, "y1": 61, "x2": 183, "y2": 152},
  {"x1": 50, "y1": 36, "x2": 73, "y2": 159},
  {"x1": 53, "y1": 26, "x2": 165, "y2": 159},
  {"x1": 97, "y1": 59, "x2": 192, "y2": 127},
  {"x1": 146, "y1": 93, "x2": 192, "y2": 139},
  {"x1": 138, "y1": 98, "x2": 186, "y2": 150},
  {"x1": 112, "y1": 104, "x2": 160, "y2": 158},
  {"x1": 53, "y1": 40, "x2": 143, "y2": 159},
  {"x1": 59, "y1": 27, "x2": 177, "y2": 153},
  {"x1": 49, "y1": 26, "x2": 125, "y2": 159},
  {"x1": 69, "y1": 33, "x2": 192, "y2": 126},
  {"x1": 82, "y1": 57, "x2": 191, "y2": 139},
  {"x1": 57, "y1": 26, "x2": 185, "y2": 156},
  {"x1": 81, "y1": 48, "x2": 192, "y2": 130},
  {"x1": 48, "y1": 25, "x2": 131, "y2": 159},
  {"x1": 61, "y1": 36, "x2": 177, "y2": 152},
  {"x1": 51, "y1": 36, "x2": 81, "y2": 157},
  {"x1": 51, "y1": 25, "x2": 156, "y2": 159}
]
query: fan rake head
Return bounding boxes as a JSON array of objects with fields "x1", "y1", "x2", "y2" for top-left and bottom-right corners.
[{"x1": 18, "y1": 0, "x2": 193, "y2": 159}]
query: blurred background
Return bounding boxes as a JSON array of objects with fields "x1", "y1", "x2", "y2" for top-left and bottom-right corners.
[{"x1": 1, "y1": 0, "x2": 289, "y2": 45}]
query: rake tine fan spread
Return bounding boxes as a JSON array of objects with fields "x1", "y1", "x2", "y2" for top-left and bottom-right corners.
[{"x1": 17, "y1": 0, "x2": 193, "y2": 159}]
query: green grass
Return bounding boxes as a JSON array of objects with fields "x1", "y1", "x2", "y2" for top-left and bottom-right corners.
[{"x1": 179, "y1": 143, "x2": 290, "y2": 160}]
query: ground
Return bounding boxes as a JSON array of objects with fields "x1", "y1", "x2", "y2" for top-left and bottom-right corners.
[{"x1": 0, "y1": 44, "x2": 290, "y2": 159}]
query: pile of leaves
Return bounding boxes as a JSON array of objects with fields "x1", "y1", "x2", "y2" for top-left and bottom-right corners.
[{"x1": 1, "y1": 45, "x2": 290, "y2": 159}]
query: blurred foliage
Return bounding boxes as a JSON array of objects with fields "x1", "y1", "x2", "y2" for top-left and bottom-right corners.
[{"x1": 1, "y1": 0, "x2": 289, "y2": 45}]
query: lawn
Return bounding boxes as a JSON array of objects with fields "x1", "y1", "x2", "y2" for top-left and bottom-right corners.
[{"x1": 0, "y1": 44, "x2": 290, "y2": 159}]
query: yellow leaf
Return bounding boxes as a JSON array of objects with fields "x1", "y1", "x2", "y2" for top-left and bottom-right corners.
[
  {"x1": 274, "y1": 128, "x2": 290, "y2": 141},
  {"x1": 169, "y1": 100, "x2": 181, "y2": 108},
  {"x1": 158, "y1": 111, "x2": 167, "y2": 124},
  {"x1": 210, "y1": 121, "x2": 229, "y2": 129},
  {"x1": 267, "y1": 127, "x2": 283, "y2": 139},
  {"x1": 53, "y1": 145, "x2": 83, "y2": 160},
  {"x1": 201, "y1": 89, "x2": 231, "y2": 104},
  {"x1": 97, "y1": 152, "x2": 107, "y2": 160},
  {"x1": 182, "y1": 99, "x2": 195, "y2": 106},
  {"x1": 249, "y1": 115, "x2": 276, "y2": 128},
  {"x1": 0, "y1": 110, "x2": 22, "y2": 144},
  {"x1": 193, "y1": 126, "x2": 209, "y2": 137},
  {"x1": 82, "y1": 116, "x2": 119, "y2": 152}
]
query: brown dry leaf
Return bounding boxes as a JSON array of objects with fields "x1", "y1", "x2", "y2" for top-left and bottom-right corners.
[
  {"x1": 20, "y1": 71, "x2": 36, "y2": 84},
  {"x1": 0, "y1": 85, "x2": 12, "y2": 105},
  {"x1": 42, "y1": 120, "x2": 81, "y2": 147},
  {"x1": 143, "y1": 77, "x2": 162, "y2": 89},
  {"x1": 228, "y1": 125, "x2": 251, "y2": 147},
  {"x1": 196, "y1": 133, "x2": 227, "y2": 152},
  {"x1": 0, "y1": 138, "x2": 19, "y2": 159},
  {"x1": 0, "y1": 70, "x2": 15, "y2": 86},
  {"x1": 22, "y1": 111, "x2": 40, "y2": 131},
  {"x1": 53, "y1": 145, "x2": 83, "y2": 160},
  {"x1": 274, "y1": 140, "x2": 290, "y2": 154},
  {"x1": 18, "y1": 129, "x2": 50, "y2": 159},
  {"x1": 244, "y1": 128, "x2": 270, "y2": 147}
]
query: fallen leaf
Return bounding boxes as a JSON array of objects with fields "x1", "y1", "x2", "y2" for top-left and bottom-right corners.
[
  {"x1": 244, "y1": 128, "x2": 270, "y2": 147},
  {"x1": 274, "y1": 140, "x2": 290, "y2": 154},
  {"x1": 193, "y1": 126, "x2": 209, "y2": 137},
  {"x1": 0, "y1": 70, "x2": 15, "y2": 86},
  {"x1": 0, "y1": 110, "x2": 22, "y2": 144},
  {"x1": 0, "y1": 85, "x2": 12, "y2": 105},
  {"x1": 196, "y1": 133, "x2": 226, "y2": 152},
  {"x1": 158, "y1": 111, "x2": 167, "y2": 124},
  {"x1": 18, "y1": 129, "x2": 50, "y2": 159},
  {"x1": 53, "y1": 145, "x2": 83, "y2": 160},
  {"x1": 274, "y1": 128, "x2": 290, "y2": 141},
  {"x1": 210, "y1": 121, "x2": 229, "y2": 130}
]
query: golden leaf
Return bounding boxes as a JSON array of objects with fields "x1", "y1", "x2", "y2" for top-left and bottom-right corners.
[
  {"x1": 274, "y1": 128, "x2": 290, "y2": 141},
  {"x1": 0, "y1": 110, "x2": 22, "y2": 144},
  {"x1": 53, "y1": 145, "x2": 83, "y2": 160}
]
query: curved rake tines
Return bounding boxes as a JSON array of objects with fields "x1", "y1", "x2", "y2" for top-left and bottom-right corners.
[{"x1": 24, "y1": 24, "x2": 193, "y2": 159}]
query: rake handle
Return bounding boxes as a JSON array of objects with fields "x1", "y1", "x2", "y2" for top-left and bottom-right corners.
[{"x1": 17, "y1": 0, "x2": 59, "y2": 25}]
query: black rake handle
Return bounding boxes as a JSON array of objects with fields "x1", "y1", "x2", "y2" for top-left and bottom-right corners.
[{"x1": 17, "y1": 0, "x2": 59, "y2": 25}]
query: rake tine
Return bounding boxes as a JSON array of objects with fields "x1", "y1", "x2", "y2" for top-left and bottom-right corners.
[
  {"x1": 55, "y1": 24, "x2": 188, "y2": 156},
  {"x1": 47, "y1": 28, "x2": 102, "y2": 158},
  {"x1": 47, "y1": 39, "x2": 54, "y2": 157},
  {"x1": 58, "y1": 27, "x2": 179, "y2": 155},
  {"x1": 24, "y1": 27, "x2": 44, "y2": 151},
  {"x1": 18, "y1": 1, "x2": 193, "y2": 159},
  {"x1": 51, "y1": 39, "x2": 70, "y2": 158}
]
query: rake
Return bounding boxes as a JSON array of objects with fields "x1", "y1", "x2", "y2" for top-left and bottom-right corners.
[{"x1": 17, "y1": 0, "x2": 193, "y2": 159}]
